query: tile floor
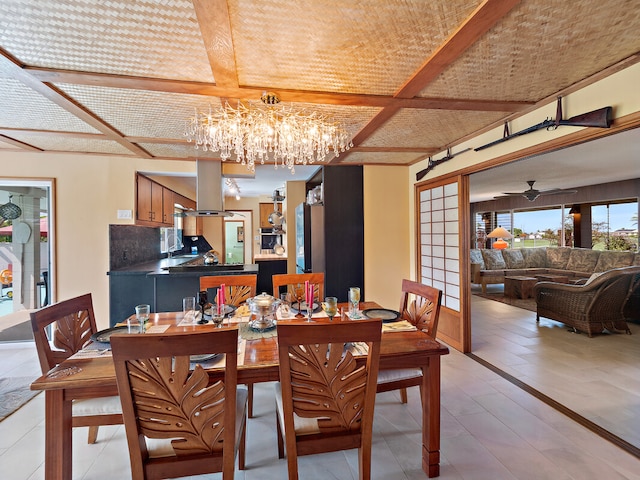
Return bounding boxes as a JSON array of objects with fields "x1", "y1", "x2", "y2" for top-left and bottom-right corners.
[{"x1": 1, "y1": 297, "x2": 639, "y2": 479}]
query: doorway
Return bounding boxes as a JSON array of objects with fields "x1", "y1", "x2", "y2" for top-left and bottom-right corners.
[{"x1": 0, "y1": 179, "x2": 54, "y2": 342}]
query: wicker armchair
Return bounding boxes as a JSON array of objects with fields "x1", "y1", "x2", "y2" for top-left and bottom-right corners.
[{"x1": 534, "y1": 266, "x2": 640, "y2": 337}]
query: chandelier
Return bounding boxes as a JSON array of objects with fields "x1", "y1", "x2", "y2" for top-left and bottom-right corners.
[{"x1": 184, "y1": 92, "x2": 352, "y2": 173}]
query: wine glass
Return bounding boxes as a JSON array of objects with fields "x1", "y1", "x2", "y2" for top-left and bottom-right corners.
[
  {"x1": 293, "y1": 284, "x2": 305, "y2": 318},
  {"x1": 348, "y1": 287, "x2": 361, "y2": 318},
  {"x1": 280, "y1": 292, "x2": 292, "y2": 319},
  {"x1": 321, "y1": 296, "x2": 338, "y2": 321}
]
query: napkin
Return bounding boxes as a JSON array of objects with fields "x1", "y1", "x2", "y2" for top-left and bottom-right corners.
[
  {"x1": 382, "y1": 320, "x2": 417, "y2": 333},
  {"x1": 347, "y1": 342, "x2": 369, "y2": 356}
]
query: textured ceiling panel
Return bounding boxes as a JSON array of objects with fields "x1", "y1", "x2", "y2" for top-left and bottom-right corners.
[
  {"x1": 3, "y1": 133, "x2": 134, "y2": 155},
  {"x1": 229, "y1": 0, "x2": 480, "y2": 95},
  {"x1": 339, "y1": 151, "x2": 422, "y2": 165},
  {"x1": 362, "y1": 109, "x2": 508, "y2": 149},
  {"x1": 57, "y1": 84, "x2": 224, "y2": 139},
  {"x1": 421, "y1": 0, "x2": 640, "y2": 101},
  {"x1": 139, "y1": 142, "x2": 220, "y2": 160},
  {"x1": 0, "y1": 79, "x2": 100, "y2": 133},
  {"x1": 0, "y1": 0, "x2": 213, "y2": 82}
]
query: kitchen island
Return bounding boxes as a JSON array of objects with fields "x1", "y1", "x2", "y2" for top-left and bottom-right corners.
[{"x1": 108, "y1": 255, "x2": 258, "y2": 326}]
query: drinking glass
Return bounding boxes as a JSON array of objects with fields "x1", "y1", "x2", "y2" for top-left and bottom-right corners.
[
  {"x1": 348, "y1": 287, "x2": 361, "y2": 317},
  {"x1": 134, "y1": 304, "x2": 150, "y2": 333},
  {"x1": 182, "y1": 296, "x2": 196, "y2": 323},
  {"x1": 211, "y1": 312, "x2": 224, "y2": 328},
  {"x1": 280, "y1": 292, "x2": 292, "y2": 318},
  {"x1": 321, "y1": 296, "x2": 338, "y2": 321}
]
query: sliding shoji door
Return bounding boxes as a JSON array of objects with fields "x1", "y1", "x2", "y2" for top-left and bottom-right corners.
[{"x1": 417, "y1": 176, "x2": 470, "y2": 352}]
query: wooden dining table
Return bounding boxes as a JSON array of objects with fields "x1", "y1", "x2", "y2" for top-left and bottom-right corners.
[{"x1": 31, "y1": 301, "x2": 449, "y2": 479}]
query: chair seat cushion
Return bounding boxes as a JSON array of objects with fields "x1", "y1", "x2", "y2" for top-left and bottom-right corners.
[
  {"x1": 147, "y1": 386, "x2": 248, "y2": 459},
  {"x1": 72, "y1": 395, "x2": 122, "y2": 416},
  {"x1": 377, "y1": 368, "x2": 422, "y2": 384},
  {"x1": 274, "y1": 382, "x2": 320, "y2": 436}
]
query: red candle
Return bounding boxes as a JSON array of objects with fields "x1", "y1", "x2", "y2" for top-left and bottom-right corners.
[
  {"x1": 216, "y1": 289, "x2": 221, "y2": 314},
  {"x1": 304, "y1": 280, "x2": 309, "y2": 305},
  {"x1": 220, "y1": 284, "x2": 226, "y2": 304}
]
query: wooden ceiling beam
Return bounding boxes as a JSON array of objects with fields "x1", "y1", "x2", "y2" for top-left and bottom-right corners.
[
  {"x1": 0, "y1": 49, "x2": 152, "y2": 158},
  {"x1": 396, "y1": 0, "x2": 521, "y2": 99},
  {"x1": 0, "y1": 134, "x2": 42, "y2": 151},
  {"x1": 25, "y1": 68, "x2": 532, "y2": 112},
  {"x1": 193, "y1": 0, "x2": 238, "y2": 89}
]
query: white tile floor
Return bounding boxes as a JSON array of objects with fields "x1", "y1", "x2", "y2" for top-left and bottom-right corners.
[{"x1": 1, "y1": 300, "x2": 639, "y2": 479}]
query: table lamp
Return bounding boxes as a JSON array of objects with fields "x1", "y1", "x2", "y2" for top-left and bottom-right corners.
[{"x1": 487, "y1": 226, "x2": 512, "y2": 249}]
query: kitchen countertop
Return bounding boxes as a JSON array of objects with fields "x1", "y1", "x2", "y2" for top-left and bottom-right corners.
[
  {"x1": 108, "y1": 255, "x2": 258, "y2": 276},
  {"x1": 254, "y1": 253, "x2": 287, "y2": 261}
]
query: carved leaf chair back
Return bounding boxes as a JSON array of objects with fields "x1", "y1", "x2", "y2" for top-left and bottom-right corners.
[
  {"x1": 111, "y1": 328, "x2": 247, "y2": 480},
  {"x1": 30, "y1": 293, "x2": 122, "y2": 444},
  {"x1": 275, "y1": 319, "x2": 381, "y2": 480},
  {"x1": 272, "y1": 272, "x2": 325, "y2": 304},
  {"x1": 199, "y1": 274, "x2": 257, "y2": 307}
]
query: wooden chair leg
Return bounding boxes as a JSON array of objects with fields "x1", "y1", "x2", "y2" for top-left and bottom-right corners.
[
  {"x1": 87, "y1": 426, "x2": 99, "y2": 444},
  {"x1": 247, "y1": 383, "x2": 254, "y2": 418},
  {"x1": 276, "y1": 411, "x2": 285, "y2": 459},
  {"x1": 400, "y1": 387, "x2": 408, "y2": 404},
  {"x1": 238, "y1": 420, "x2": 246, "y2": 470}
]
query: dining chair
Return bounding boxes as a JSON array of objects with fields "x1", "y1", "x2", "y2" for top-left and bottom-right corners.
[
  {"x1": 29, "y1": 293, "x2": 123, "y2": 444},
  {"x1": 376, "y1": 279, "x2": 442, "y2": 403},
  {"x1": 111, "y1": 328, "x2": 247, "y2": 480},
  {"x1": 199, "y1": 274, "x2": 258, "y2": 417},
  {"x1": 272, "y1": 272, "x2": 325, "y2": 308},
  {"x1": 275, "y1": 319, "x2": 382, "y2": 480},
  {"x1": 199, "y1": 274, "x2": 257, "y2": 307}
]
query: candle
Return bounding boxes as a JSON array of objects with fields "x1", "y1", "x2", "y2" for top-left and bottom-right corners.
[
  {"x1": 308, "y1": 283, "x2": 313, "y2": 306},
  {"x1": 216, "y1": 289, "x2": 221, "y2": 314},
  {"x1": 220, "y1": 284, "x2": 226, "y2": 305},
  {"x1": 305, "y1": 280, "x2": 309, "y2": 306}
]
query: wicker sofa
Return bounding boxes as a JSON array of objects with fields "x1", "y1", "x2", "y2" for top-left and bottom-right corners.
[
  {"x1": 470, "y1": 247, "x2": 640, "y2": 293},
  {"x1": 534, "y1": 266, "x2": 640, "y2": 336}
]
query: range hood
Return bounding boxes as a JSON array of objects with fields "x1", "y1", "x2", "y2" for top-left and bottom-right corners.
[{"x1": 184, "y1": 160, "x2": 232, "y2": 217}]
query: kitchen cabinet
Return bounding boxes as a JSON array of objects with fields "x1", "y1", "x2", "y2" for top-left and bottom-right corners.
[
  {"x1": 136, "y1": 174, "x2": 173, "y2": 227},
  {"x1": 259, "y1": 202, "x2": 281, "y2": 228},
  {"x1": 162, "y1": 188, "x2": 174, "y2": 225}
]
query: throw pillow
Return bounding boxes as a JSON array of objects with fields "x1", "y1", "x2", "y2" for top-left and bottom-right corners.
[
  {"x1": 546, "y1": 247, "x2": 572, "y2": 269},
  {"x1": 502, "y1": 249, "x2": 525, "y2": 269},
  {"x1": 470, "y1": 249, "x2": 485, "y2": 269},
  {"x1": 523, "y1": 248, "x2": 547, "y2": 268},
  {"x1": 481, "y1": 249, "x2": 506, "y2": 270},
  {"x1": 594, "y1": 251, "x2": 635, "y2": 272},
  {"x1": 565, "y1": 248, "x2": 600, "y2": 272}
]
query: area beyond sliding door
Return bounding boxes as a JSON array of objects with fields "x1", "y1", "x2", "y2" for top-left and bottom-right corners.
[{"x1": 416, "y1": 176, "x2": 470, "y2": 352}]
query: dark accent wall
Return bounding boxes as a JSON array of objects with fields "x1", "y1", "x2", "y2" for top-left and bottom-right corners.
[{"x1": 109, "y1": 224, "x2": 161, "y2": 270}]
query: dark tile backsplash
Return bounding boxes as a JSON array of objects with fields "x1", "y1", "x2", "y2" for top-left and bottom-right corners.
[{"x1": 109, "y1": 225, "x2": 161, "y2": 270}]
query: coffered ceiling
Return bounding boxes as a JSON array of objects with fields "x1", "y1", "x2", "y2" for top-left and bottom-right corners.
[{"x1": 1, "y1": 0, "x2": 639, "y2": 196}]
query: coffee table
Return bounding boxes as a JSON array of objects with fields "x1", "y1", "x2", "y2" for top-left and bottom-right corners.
[{"x1": 504, "y1": 276, "x2": 538, "y2": 299}]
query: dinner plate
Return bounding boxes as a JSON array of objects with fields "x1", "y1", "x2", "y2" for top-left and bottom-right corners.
[
  {"x1": 204, "y1": 304, "x2": 236, "y2": 317},
  {"x1": 90, "y1": 326, "x2": 133, "y2": 343},
  {"x1": 362, "y1": 308, "x2": 401, "y2": 323},
  {"x1": 291, "y1": 301, "x2": 320, "y2": 313},
  {"x1": 190, "y1": 353, "x2": 221, "y2": 363}
]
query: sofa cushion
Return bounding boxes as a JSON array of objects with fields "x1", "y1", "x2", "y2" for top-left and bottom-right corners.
[
  {"x1": 634, "y1": 253, "x2": 640, "y2": 266},
  {"x1": 481, "y1": 249, "x2": 506, "y2": 270},
  {"x1": 594, "y1": 251, "x2": 636, "y2": 272},
  {"x1": 502, "y1": 249, "x2": 525, "y2": 269},
  {"x1": 565, "y1": 248, "x2": 600, "y2": 273},
  {"x1": 470, "y1": 249, "x2": 485, "y2": 269},
  {"x1": 522, "y1": 248, "x2": 547, "y2": 268},
  {"x1": 546, "y1": 247, "x2": 572, "y2": 269}
]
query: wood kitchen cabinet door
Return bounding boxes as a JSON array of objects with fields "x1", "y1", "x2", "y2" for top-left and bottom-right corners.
[
  {"x1": 162, "y1": 187, "x2": 174, "y2": 225},
  {"x1": 136, "y1": 174, "x2": 166, "y2": 226},
  {"x1": 259, "y1": 202, "x2": 281, "y2": 228}
]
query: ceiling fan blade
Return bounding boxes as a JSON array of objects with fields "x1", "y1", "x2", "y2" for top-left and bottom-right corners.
[{"x1": 537, "y1": 188, "x2": 578, "y2": 196}]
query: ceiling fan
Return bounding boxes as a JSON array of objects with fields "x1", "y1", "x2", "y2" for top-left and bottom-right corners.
[{"x1": 496, "y1": 180, "x2": 578, "y2": 202}]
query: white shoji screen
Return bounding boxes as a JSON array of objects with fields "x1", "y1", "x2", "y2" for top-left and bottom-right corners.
[{"x1": 419, "y1": 182, "x2": 460, "y2": 311}]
